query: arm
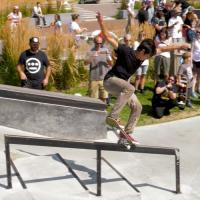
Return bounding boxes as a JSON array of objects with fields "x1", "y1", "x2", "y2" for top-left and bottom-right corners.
[
  {"x1": 16, "y1": 64, "x2": 27, "y2": 80},
  {"x1": 96, "y1": 12, "x2": 118, "y2": 49},
  {"x1": 43, "y1": 65, "x2": 51, "y2": 86},
  {"x1": 156, "y1": 43, "x2": 190, "y2": 54}
]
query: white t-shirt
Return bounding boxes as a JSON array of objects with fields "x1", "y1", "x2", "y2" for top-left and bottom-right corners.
[
  {"x1": 192, "y1": 39, "x2": 200, "y2": 62},
  {"x1": 168, "y1": 16, "x2": 183, "y2": 39},
  {"x1": 70, "y1": 21, "x2": 81, "y2": 33},
  {"x1": 155, "y1": 37, "x2": 172, "y2": 58},
  {"x1": 133, "y1": 41, "x2": 149, "y2": 66},
  {"x1": 8, "y1": 12, "x2": 22, "y2": 23},
  {"x1": 32, "y1": 6, "x2": 42, "y2": 16},
  {"x1": 127, "y1": 0, "x2": 136, "y2": 15}
]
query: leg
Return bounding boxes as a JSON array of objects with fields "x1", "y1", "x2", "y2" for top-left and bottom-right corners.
[
  {"x1": 99, "y1": 80, "x2": 108, "y2": 103},
  {"x1": 104, "y1": 77, "x2": 135, "y2": 120},
  {"x1": 135, "y1": 67, "x2": 141, "y2": 91},
  {"x1": 125, "y1": 93, "x2": 142, "y2": 133},
  {"x1": 90, "y1": 81, "x2": 99, "y2": 99},
  {"x1": 42, "y1": 16, "x2": 47, "y2": 26},
  {"x1": 140, "y1": 65, "x2": 148, "y2": 91},
  {"x1": 126, "y1": 14, "x2": 132, "y2": 34}
]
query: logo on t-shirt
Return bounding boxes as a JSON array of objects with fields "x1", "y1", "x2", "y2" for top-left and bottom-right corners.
[{"x1": 25, "y1": 58, "x2": 41, "y2": 74}]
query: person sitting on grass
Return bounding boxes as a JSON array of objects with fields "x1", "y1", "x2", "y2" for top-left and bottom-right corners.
[{"x1": 152, "y1": 75, "x2": 178, "y2": 119}]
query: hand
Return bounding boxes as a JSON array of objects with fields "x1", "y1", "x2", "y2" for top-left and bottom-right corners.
[
  {"x1": 96, "y1": 11, "x2": 103, "y2": 24},
  {"x1": 20, "y1": 72, "x2": 27, "y2": 80},
  {"x1": 43, "y1": 78, "x2": 49, "y2": 87},
  {"x1": 179, "y1": 43, "x2": 191, "y2": 50}
]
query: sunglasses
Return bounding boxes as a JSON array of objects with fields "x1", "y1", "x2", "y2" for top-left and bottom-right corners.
[
  {"x1": 196, "y1": 31, "x2": 200, "y2": 34},
  {"x1": 168, "y1": 78, "x2": 174, "y2": 81},
  {"x1": 95, "y1": 42, "x2": 102, "y2": 45}
]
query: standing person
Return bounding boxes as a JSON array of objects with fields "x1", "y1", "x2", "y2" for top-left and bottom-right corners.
[
  {"x1": 16, "y1": 37, "x2": 51, "y2": 90},
  {"x1": 177, "y1": 52, "x2": 194, "y2": 107},
  {"x1": 70, "y1": 14, "x2": 88, "y2": 35},
  {"x1": 134, "y1": 31, "x2": 149, "y2": 93},
  {"x1": 7, "y1": 5, "x2": 22, "y2": 31},
  {"x1": 32, "y1": 2, "x2": 47, "y2": 26},
  {"x1": 152, "y1": 75, "x2": 178, "y2": 118},
  {"x1": 126, "y1": 0, "x2": 136, "y2": 33},
  {"x1": 191, "y1": 28, "x2": 200, "y2": 96},
  {"x1": 85, "y1": 36, "x2": 112, "y2": 103},
  {"x1": 136, "y1": 1, "x2": 149, "y2": 26},
  {"x1": 96, "y1": 12, "x2": 189, "y2": 143},
  {"x1": 147, "y1": 0, "x2": 155, "y2": 24},
  {"x1": 51, "y1": 14, "x2": 62, "y2": 34},
  {"x1": 168, "y1": 10, "x2": 184, "y2": 43},
  {"x1": 154, "y1": 28, "x2": 172, "y2": 82}
]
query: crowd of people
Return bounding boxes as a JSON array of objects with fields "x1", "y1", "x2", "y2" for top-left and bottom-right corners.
[{"x1": 4, "y1": 0, "x2": 200, "y2": 142}]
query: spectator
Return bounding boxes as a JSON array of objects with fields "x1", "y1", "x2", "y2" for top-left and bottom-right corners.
[
  {"x1": 134, "y1": 31, "x2": 149, "y2": 93},
  {"x1": 152, "y1": 75, "x2": 178, "y2": 118},
  {"x1": 168, "y1": 9, "x2": 184, "y2": 43},
  {"x1": 51, "y1": 14, "x2": 62, "y2": 34},
  {"x1": 7, "y1": 5, "x2": 22, "y2": 31},
  {"x1": 173, "y1": 0, "x2": 191, "y2": 18},
  {"x1": 16, "y1": 37, "x2": 51, "y2": 90},
  {"x1": 192, "y1": 28, "x2": 200, "y2": 96},
  {"x1": 123, "y1": 33, "x2": 133, "y2": 47},
  {"x1": 32, "y1": 2, "x2": 47, "y2": 26},
  {"x1": 177, "y1": 52, "x2": 194, "y2": 107},
  {"x1": 147, "y1": 0, "x2": 155, "y2": 23},
  {"x1": 154, "y1": 28, "x2": 172, "y2": 82},
  {"x1": 85, "y1": 36, "x2": 112, "y2": 103},
  {"x1": 126, "y1": 0, "x2": 136, "y2": 33},
  {"x1": 136, "y1": 1, "x2": 149, "y2": 25},
  {"x1": 70, "y1": 14, "x2": 87, "y2": 34},
  {"x1": 152, "y1": 10, "x2": 167, "y2": 36}
]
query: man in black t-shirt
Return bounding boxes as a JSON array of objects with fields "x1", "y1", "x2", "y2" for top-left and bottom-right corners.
[
  {"x1": 96, "y1": 12, "x2": 189, "y2": 144},
  {"x1": 16, "y1": 37, "x2": 51, "y2": 89}
]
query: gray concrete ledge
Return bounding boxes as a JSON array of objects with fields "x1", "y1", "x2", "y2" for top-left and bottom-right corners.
[
  {"x1": 0, "y1": 84, "x2": 106, "y2": 111},
  {"x1": 0, "y1": 84, "x2": 107, "y2": 140}
]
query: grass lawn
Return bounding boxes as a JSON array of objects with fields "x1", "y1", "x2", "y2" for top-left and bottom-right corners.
[{"x1": 64, "y1": 80, "x2": 200, "y2": 127}]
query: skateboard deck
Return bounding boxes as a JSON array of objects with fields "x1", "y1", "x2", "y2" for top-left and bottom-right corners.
[{"x1": 106, "y1": 117, "x2": 139, "y2": 147}]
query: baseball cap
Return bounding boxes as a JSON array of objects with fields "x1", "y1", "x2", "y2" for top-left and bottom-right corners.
[
  {"x1": 14, "y1": 5, "x2": 19, "y2": 9},
  {"x1": 29, "y1": 37, "x2": 39, "y2": 43}
]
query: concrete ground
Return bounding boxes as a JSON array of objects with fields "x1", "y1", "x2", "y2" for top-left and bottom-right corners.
[{"x1": 0, "y1": 116, "x2": 200, "y2": 200}]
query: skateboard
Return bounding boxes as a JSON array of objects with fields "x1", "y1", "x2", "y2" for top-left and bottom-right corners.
[{"x1": 106, "y1": 117, "x2": 139, "y2": 148}]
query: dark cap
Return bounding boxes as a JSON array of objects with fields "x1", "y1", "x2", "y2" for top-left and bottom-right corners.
[{"x1": 29, "y1": 37, "x2": 39, "y2": 44}]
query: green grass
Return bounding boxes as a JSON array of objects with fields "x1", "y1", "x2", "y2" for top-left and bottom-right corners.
[{"x1": 65, "y1": 80, "x2": 200, "y2": 126}]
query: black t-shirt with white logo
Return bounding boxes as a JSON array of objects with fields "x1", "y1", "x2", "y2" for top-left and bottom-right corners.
[
  {"x1": 104, "y1": 44, "x2": 143, "y2": 81},
  {"x1": 18, "y1": 50, "x2": 49, "y2": 84}
]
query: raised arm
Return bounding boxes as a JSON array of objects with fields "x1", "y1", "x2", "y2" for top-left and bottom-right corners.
[
  {"x1": 96, "y1": 12, "x2": 118, "y2": 49},
  {"x1": 156, "y1": 43, "x2": 190, "y2": 54}
]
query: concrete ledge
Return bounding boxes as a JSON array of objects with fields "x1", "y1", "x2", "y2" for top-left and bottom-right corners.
[{"x1": 0, "y1": 85, "x2": 107, "y2": 140}]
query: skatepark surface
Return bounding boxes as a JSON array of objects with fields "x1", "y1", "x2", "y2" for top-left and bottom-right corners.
[{"x1": 0, "y1": 116, "x2": 200, "y2": 200}]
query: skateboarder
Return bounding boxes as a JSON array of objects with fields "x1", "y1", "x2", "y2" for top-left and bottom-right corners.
[{"x1": 96, "y1": 12, "x2": 190, "y2": 144}]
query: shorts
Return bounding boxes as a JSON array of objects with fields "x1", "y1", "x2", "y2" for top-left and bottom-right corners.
[
  {"x1": 155, "y1": 55, "x2": 170, "y2": 76},
  {"x1": 193, "y1": 60, "x2": 200, "y2": 75},
  {"x1": 89, "y1": 80, "x2": 108, "y2": 99},
  {"x1": 136, "y1": 65, "x2": 149, "y2": 76}
]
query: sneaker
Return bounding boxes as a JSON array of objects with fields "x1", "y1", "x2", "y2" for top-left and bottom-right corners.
[
  {"x1": 140, "y1": 89, "x2": 144, "y2": 94},
  {"x1": 164, "y1": 109, "x2": 170, "y2": 116},
  {"x1": 186, "y1": 100, "x2": 193, "y2": 108},
  {"x1": 127, "y1": 134, "x2": 140, "y2": 144},
  {"x1": 191, "y1": 92, "x2": 198, "y2": 98},
  {"x1": 106, "y1": 116, "x2": 121, "y2": 127}
]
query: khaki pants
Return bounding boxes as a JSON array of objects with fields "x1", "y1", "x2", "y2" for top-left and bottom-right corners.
[
  {"x1": 89, "y1": 80, "x2": 108, "y2": 100},
  {"x1": 104, "y1": 77, "x2": 142, "y2": 133}
]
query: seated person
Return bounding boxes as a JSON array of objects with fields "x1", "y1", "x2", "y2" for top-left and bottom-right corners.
[
  {"x1": 32, "y1": 2, "x2": 47, "y2": 26},
  {"x1": 152, "y1": 75, "x2": 178, "y2": 118}
]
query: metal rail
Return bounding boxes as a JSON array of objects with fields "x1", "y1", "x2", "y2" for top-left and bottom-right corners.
[{"x1": 4, "y1": 134, "x2": 180, "y2": 196}]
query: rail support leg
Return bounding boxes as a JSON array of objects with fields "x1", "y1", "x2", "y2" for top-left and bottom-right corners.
[
  {"x1": 5, "y1": 139, "x2": 12, "y2": 189},
  {"x1": 96, "y1": 149, "x2": 101, "y2": 196},
  {"x1": 175, "y1": 149, "x2": 181, "y2": 193}
]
